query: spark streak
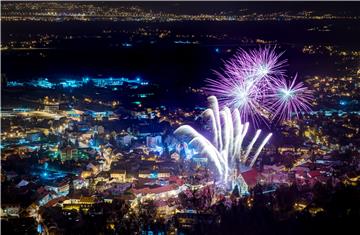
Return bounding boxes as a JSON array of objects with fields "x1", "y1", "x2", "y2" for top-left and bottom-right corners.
[{"x1": 175, "y1": 96, "x2": 272, "y2": 185}]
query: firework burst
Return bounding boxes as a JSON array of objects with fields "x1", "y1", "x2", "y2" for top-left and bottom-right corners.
[
  {"x1": 205, "y1": 46, "x2": 313, "y2": 125},
  {"x1": 269, "y1": 74, "x2": 314, "y2": 122}
]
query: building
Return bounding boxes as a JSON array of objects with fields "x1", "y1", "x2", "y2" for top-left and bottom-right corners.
[
  {"x1": 86, "y1": 111, "x2": 114, "y2": 121},
  {"x1": 132, "y1": 183, "x2": 185, "y2": 202},
  {"x1": 45, "y1": 181, "x2": 70, "y2": 196},
  {"x1": 37, "y1": 191, "x2": 58, "y2": 207},
  {"x1": 44, "y1": 103, "x2": 59, "y2": 112},
  {"x1": 73, "y1": 178, "x2": 89, "y2": 189},
  {"x1": 158, "y1": 170, "x2": 171, "y2": 179},
  {"x1": 146, "y1": 135, "x2": 162, "y2": 148},
  {"x1": 155, "y1": 200, "x2": 177, "y2": 218},
  {"x1": 175, "y1": 213, "x2": 218, "y2": 231},
  {"x1": 116, "y1": 134, "x2": 134, "y2": 146},
  {"x1": 236, "y1": 168, "x2": 259, "y2": 196},
  {"x1": 60, "y1": 145, "x2": 80, "y2": 161},
  {"x1": 110, "y1": 170, "x2": 127, "y2": 183},
  {"x1": 62, "y1": 196, "x2": 96, "y2": 212},
  {"x1": 107, "y1": 183, "x2": 132, "y2": 196},
  {"x1": 86, "y1": 162, "x2": 102, "y2": 175},
  {"x1": 192, "y1": 155, "x2": 208, "y2": 167},
  {"x1": 80, "y1": 170, "x2": 93, "y2": 179},
  {"x1": 139, "y1": 170, "x2": 151, "y2": 179},
  {"x1": 26, "y1": 131, "x2": 42, "y2": 142},
  {"x1": 1, "y1": 204, "x2": 21, "y2": 217}
]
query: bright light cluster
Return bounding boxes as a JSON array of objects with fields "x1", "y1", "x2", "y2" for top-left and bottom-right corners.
[
  {"x1": 175, "y1": 96, "x2": 272, "y2": 185},
  {"x1": 205, "y1": 46, "x2": 313, "y2": 125},
  {"x1": 269, "y1": 75, "x2": 313, "y2": 121}
]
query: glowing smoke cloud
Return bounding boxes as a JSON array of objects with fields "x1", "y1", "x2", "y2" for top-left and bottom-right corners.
[
  {"x1": 174, "y1": 96, "x2": 272, "y2": 184},
  {"x1": 205, "y1": 46, "x2": 313, "y2": 125}
]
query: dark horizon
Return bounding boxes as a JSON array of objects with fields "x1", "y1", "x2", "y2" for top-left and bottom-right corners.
[{"x1": 2, "y1": 1, "x2": 360, "y2": 15}]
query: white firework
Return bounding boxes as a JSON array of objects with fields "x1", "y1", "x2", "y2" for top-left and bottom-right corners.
[{"x1": 174, "y1": 96, "x2": 272, "y2": 185}]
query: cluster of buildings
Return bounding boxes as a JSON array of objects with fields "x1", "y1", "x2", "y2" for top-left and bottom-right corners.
[
  {"x1": 6, "y1": 76, "x2": 148, "y2": 89},
  {"x1": 2, "y1": 76, "x2": 360, "y2": 233}
]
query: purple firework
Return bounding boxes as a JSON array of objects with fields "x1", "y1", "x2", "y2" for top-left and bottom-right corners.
[
  {"x1": 206, "y1": 69, "x2": 270, "y2": 126},
  {"x1": 232, "y1": 46, "x2": 287, "y2": 82},
  {"x1": 269, "y1": 75, "x2": 314, "y2": 122},
  {"x1": 205, "y1": 46, "x2": 313, "y2": 125}
]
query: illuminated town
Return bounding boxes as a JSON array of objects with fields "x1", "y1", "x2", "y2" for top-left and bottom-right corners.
[{"x1": 1, "y1": 2, "x2": 359, "y2": 235}]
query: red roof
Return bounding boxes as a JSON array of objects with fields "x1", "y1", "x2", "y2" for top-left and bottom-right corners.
[
  {"x1": 44, "y1": 196, "x2": 66, "y2": 208},
  {"x1": 169, "y1": 175, "x2": 184, "y2": 185},
  {"x1": 154, "y1": 200, "x2": 168, "y2": 207},
  {"x1": 36, "y1": 186, "x2": 46, "y2": 194},
  {"x1": 241, "y1": 169, "x2": 258, "y2": 187},
  {"x1": 308, "y1": 170, "x2": 321, "y2": 178},
  {"x1": 132, "y1": 184, "x2": 178, "y2": 195}
]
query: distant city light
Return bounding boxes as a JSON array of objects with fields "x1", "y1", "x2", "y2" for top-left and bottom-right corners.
[
  {"x1": 122, "y1": 43, "x2": 132, "y2": 47},
  {"x1": 7, "y1": 76, "x2": 149, "y2": 89},
  {"x1": 340, "y1": 100, "x2": 347, "y2": 106}
]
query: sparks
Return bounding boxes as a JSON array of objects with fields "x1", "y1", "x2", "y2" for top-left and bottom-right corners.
[
  {"x1": 269, "y1": 75, "x2": 314, "y2": 122},
  {"x1": 174, "y1": 96, "x2": 272, "y2": 188},
  {"x1": 205, "y1": 46, "x2": 313, "y2": 125}
]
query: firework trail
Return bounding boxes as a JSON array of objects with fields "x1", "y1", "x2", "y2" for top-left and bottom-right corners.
[{"x1": 174, "y1": 96, "x2": 272, "y2": 184}]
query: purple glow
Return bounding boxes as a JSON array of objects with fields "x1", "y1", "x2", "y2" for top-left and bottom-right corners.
[
  {"x1": 269, "y1": 75, "x2": 314, "y2": 122},
  {"x1": 205, "y1": 46, "x2": 313, "y2": 125}
]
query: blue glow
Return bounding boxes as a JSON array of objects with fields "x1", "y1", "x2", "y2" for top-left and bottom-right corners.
[
  {"x1": 87, "y1": 111, "x2": 113, "y2": 118},
  {"x1": 37, "y1": 224, "x2": 43, "y2": 233},
  {"x1": 174, "y1": 40, "x2": 191, "y2": 44},
  {"x1": 28, "y1": 146, "x2": 40, "y2": 150},
  {"x1": 30, "y1": 78, "x2": 54, "y2": 89},
  {"x1": 340, "y1": 100, "x2": 347, "y2": 106},
  {"x1": 150, "y1": 172, "x2": 158, "y2": 179},
  {"x1": 79, "y1": 127, "x2": 90, "y2": 132},
  {"x1": 7, "y1": 81, "x2": 24, "y2": 87},
  {"x1": 18, "y1": 139, "x2": 29, "y2": 144},
  {"x1": 215, "y1": 48, "x2": 220, "y2": 53},
  {"x1": 82, "y1": 77, "x2": 90, "y2": 83},
  {"x1": 8, "y1": 76, "x2": 149, "y2": 90},
  {"x1": 122, "y1": 43, "x2": 132, "y2": 47},
  {"x1": 139, "y1": 94, "x2": 147, "y2": 98},
  {"x1": 13, "y1": 108, "x2": 33, "y2": 112},
  {"x1": 60, "y1": 80, "x2": 82, "y2": 88}
]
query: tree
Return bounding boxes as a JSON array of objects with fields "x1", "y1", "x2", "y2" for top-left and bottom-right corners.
[
  {"x1": 137, "y1": 200, "x2": 157, "y2": 232},
  {"x1": 232, "y1": 185, "x2": 240, "y2": 198}
]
